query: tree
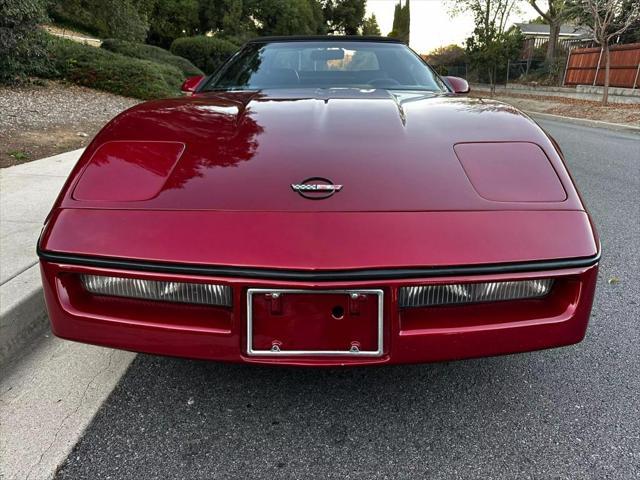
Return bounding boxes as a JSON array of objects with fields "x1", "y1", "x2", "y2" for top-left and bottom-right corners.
[
  {"x1": 577, "y1": 0, "x2": 640, "y2": 104},
  {"x1": 323, "y1": 0, "x2": 366, "y2": 35},
  {"x1": 450, "y1": 0, "x2": 521, "y2": 93},
  {"x1": 528, "y1": 15, "x2": 549, "y2": 24},
  {"x1": 147, "y1": 0, "x2": 199, "y2": 48},
  {"x1": 362, "y1": 14, "x2": 381, "y2": 35},
  {"x1": 425, "y1": 44, "x2": 468, "y2": 65},
  {"x1": 198, "y1": 0, "x2": 256, "y2": 39},
  {"x1": 389, "y1": 0, "x2": 410, "y2": 44},
  {"x1": 611, "y1": 0, "x2": 640, "y2": 43},
  {"x1": 251, "y1": 0, "x2": 326, "y2": 36},
  {"x1": 424, "y1": 44, "x2": 468, "y2": 75},
  {"x1": 467, "y1": 25, "x2": 523, "y2": 92},
  {"x1": 528, "y1": 1, "x2": 574, "y2": 63},
  {"x1": 449, "y1": 0, "x2": 518, "y2": 36},
  {"x1": 104, "y1": 0, "x2": 151, "y2": 42}
]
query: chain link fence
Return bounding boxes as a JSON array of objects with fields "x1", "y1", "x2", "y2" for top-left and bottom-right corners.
[{"x1": 432, "y1": 38, "x2": 597, "y2": 87}]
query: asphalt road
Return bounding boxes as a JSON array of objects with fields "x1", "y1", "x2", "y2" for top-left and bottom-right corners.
[{"x1": 56, "y1": 119, "x2": 639, "y2": 480}]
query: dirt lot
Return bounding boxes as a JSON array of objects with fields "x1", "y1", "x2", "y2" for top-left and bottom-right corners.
[
  {"x1": 0, "y1": 81, "x2": 140, "y2": 168},
  {"x1": 471, "y1": 90, "x2": 640, "y2": 127}
]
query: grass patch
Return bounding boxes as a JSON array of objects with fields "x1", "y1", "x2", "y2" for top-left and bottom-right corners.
[{"x1": 9, "y1": 151, "x2": 30, "y2": 161}]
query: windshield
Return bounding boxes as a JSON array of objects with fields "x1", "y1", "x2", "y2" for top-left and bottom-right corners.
[{"x1": 202, "y1": 41, "x2": 447, "y2": 92}]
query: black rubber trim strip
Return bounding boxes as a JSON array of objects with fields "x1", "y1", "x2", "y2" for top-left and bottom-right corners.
[
  {"x1": 246, "y1": 36, "x2": 404, "y2": 44},
  {"x1": 37, "y1": 248, "x2": 600, "y2": 282}
]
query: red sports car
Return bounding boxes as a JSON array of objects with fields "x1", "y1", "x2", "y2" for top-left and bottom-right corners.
[{"x1": 38, "y1": 37, "x2": 599, "y2": 366}]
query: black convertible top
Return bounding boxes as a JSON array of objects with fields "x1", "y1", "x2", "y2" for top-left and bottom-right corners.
[{"x1": 246, "y1": 36, "x2": 404, "y2": 44}]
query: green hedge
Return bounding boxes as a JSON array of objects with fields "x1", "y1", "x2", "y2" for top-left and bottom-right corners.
[
  {"x1": 48, "y1": 0, "x2": 149, "y2": 42},
  {"x1": 170, "y1": 36, "x2": 239, "y2": 75},
  {"x1": 101, "y1": 38, "x2": 203, "y2": 77},
  {"x1": 44, "y1": 37, "x2": 183, "y2": 99}
]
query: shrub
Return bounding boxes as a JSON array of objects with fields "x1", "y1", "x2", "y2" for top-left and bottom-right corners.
[
  {"x1": 101, "y1": 38, "x2": 203, "y2": 77},
  {"x1": 44, "y1": 37, "x2": 182, "y2": 99},
  {"x1": 47, "y1": 0, "x2": 149, "y2": 42},
  {"x1": 152, "y1": 62, "x2": 186, "y2": 92},
  {"x1": 0, "y1": 0, "x2": 50, "y2": 83},
  {"x1": 170, "y1": 36, "x2": 239, "y2": 74},
  {"x1": 514, "y1": 58, "x2": 567, "y2": 87}
]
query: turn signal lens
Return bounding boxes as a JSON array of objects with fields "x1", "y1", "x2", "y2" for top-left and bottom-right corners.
[
  {"x1": 399, "y1": 279, "x2": 553, "y2": 307},
  {"x1": 80, "y1": 274, "x2": 232, "y2": 306}
]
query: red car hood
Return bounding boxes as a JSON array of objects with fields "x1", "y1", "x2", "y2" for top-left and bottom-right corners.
[
  {"x1": 42, "y1": 90, "x2": 598, "y2": 269},
  {"x1": 59, "y1": 89, "x2": 584, "y2": 212}
]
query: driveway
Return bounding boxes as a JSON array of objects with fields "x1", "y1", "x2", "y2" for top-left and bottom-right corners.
[{"x1": 54, "y1": 119, "x2": 640, "y2": 479}]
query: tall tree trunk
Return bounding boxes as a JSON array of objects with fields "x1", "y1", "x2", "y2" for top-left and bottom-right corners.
[
  {"x1": 485, "y1": 0, "x2": 491, "y2": 32},
  {"x1": 546, "y1": 20, "x2": 560, "y2": 64},
  {"x1": 603, "y1": 44, "x2": 610, "y2": 105},
  {"x1": 489, "y1": 67, "x2": 494, "y2": 94}
]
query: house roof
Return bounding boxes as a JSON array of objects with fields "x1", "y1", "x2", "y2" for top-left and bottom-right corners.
[{"x1": 516, "y1": 23, "x2": 592, "y2": 38}]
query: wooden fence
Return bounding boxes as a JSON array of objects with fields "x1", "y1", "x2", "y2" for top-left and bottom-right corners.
[{"x1": 563, "y1": 42, "x2": 640, "y2": 88}]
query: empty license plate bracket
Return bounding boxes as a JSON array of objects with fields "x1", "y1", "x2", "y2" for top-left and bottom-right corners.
[{"x1": 246, "y1": 289, "x2": 384, "y2": 357}]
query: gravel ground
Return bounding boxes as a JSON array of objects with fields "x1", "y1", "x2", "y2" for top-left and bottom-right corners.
[
  {"x1": 0, "y1": 81, "x2": 140, "y2": 167},
  {"x1": 55, "y1": 120, "x2": 640, "y2": 479}
]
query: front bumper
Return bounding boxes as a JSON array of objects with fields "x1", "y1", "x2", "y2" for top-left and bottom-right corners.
[{"x1": 39, "y1": 256, "x2": 599, "y2": 366}]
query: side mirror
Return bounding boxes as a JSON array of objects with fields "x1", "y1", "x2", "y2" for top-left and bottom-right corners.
[
  {"x1": 181, "y1": 75, "x2": 205, "y2": 95},
  {"x1": 443, "y1": 76, "x2": 470, "y2": 94}
]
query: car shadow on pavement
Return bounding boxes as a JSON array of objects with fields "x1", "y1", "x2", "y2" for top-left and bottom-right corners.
[{"x1": 55, "y1": 349, "x2": 597, "y2": 479}]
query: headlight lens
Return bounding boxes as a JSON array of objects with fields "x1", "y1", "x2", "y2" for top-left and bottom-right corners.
[
  {"x1": 80, "y1": 274, "x2": 232, "y2": 306},
  {"x1": 399, "y1": 279, "x2": 553, "y2": 308}
]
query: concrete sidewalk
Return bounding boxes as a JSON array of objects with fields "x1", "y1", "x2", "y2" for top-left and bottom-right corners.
[
  {"x1": 0, "y1": 149, "x2": 135, "y2": 480},
  {"x1": 0, "y1": 148, "x2": 79, "y2": 283},
  {"x1": 1, "y1": 149, "x2": 81, "y2": 363}
]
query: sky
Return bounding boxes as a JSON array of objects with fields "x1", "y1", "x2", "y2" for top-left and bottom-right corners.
[{"x1": 365, "y1": 0, "x2": 539, "y2": 54}]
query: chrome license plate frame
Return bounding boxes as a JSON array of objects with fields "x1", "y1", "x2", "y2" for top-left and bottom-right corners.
[{"x1": 246, "y1": 288, "x2": 384, "y2": 357}]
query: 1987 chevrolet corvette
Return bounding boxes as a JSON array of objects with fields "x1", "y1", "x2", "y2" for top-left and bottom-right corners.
[{"x1": 38, "y1": 37, "x2": 600, "y2": 366}]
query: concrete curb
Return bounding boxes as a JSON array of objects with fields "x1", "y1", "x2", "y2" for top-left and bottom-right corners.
[
  {"x1": 1, "y1": 334, "x2": 136, "y2": 480},
  {"x1": 0, "y1": 265, "x2": 49, "y2": 368},
  {"x1": 526, "y1": 110, "x2": 640, "y2": 133}
]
